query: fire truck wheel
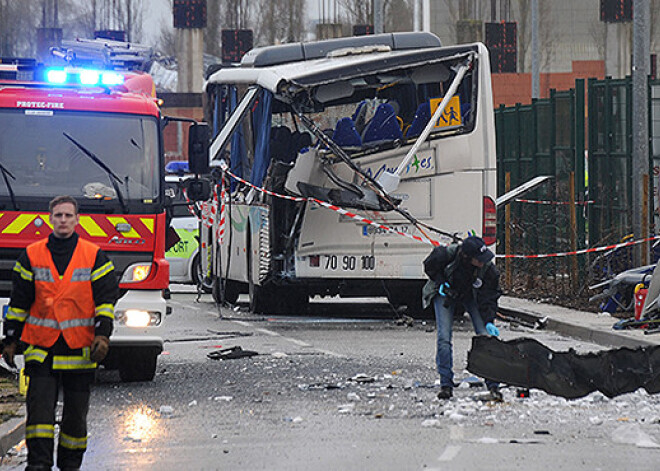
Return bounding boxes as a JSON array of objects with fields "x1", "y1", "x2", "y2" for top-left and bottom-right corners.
[{"x1": 119, "y1": 352, "x2": 158, "y2": 382}]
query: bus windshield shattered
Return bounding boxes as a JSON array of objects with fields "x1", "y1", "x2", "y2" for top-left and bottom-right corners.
[{"x1": 201, "y1": 33, "x2": 497, "y2": 315}]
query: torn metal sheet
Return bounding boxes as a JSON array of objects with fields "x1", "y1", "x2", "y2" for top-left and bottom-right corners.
[{"x1": 467, "y1": 336, "x2": 660, "y2": 399}]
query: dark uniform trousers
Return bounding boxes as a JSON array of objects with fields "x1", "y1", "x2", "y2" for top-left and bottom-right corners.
[{"x1": 25, "y1": 355, "x2": 94, "y2": 471}]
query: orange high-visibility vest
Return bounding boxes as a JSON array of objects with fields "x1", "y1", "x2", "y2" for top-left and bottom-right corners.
[{"x1": 21, "y1": 238, "x2": 99, "y2": 349}]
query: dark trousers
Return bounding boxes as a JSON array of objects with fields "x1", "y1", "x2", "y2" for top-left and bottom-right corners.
[{"x1": 25, "y1": 361, "x2": 94, "y2": 471}]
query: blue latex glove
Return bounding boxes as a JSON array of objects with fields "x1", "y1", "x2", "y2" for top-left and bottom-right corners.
[
  {"x1": 485, "y1": 322, "x2": 499, "y2": 337},
  {"x1": 438, "y1": 282, "x2": 450, "y2": 296}
]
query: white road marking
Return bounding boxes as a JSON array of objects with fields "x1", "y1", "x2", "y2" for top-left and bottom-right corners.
[{"x1": 437, "y1": 445, "x2": 461, "y2": 462}]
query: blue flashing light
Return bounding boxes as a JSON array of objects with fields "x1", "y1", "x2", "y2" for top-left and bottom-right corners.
[
  {"x1": 101, "y1": 72, "x2": 124, "y2": 86},
  {"x1": 46, "y1": 69, "x2": 67, "y2": 84},
  {"x1": 165, "y1": 161, "x2": 190, "y2": 174},
  {"x1": 79, "y1": 70, "x2": 100, "y2": 85},
  {"x1": 43, "y1": 67, "x2": 125, "y2": 87}
]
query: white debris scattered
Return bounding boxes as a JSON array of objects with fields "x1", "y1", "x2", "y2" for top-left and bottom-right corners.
[
  {"x1": 612, "y1": 424, "x2": 660, "y2": 448},
  {"x1": 188, "y1": 400, "x2": 198, "y2": 407},
  {"x1": 338, "y1": 403, "x2": 355, "y2": 414},
  {"x1": 449, "y1": 412, "x2": 467, "y2": 421},
  {"x1": 159, "y1": 405, "x2": 174, "y2": 417},
  {"x1": 347, "y1": 392, "x2": 360, "y2": 401},
  {"x1": 292, "y1": 416, "x2": 303, "y2": 423},
  {"x1": 271, "y1": 352, "x2": 288, "y2": 359},
  {"x1": 214, "y1": 396, "x2": 233, "y2": 402},
  {"x1": 589, "y1": 416, "x2": 603, "y2": 425},
  {"x1": 421, "y1": 419, "x2": 442, "y2": 428},
  {"x1": 475, "y1": 437, "x2": 499, "y2": 444}
]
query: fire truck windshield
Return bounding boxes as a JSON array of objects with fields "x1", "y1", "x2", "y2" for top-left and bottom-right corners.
[{"x1": 0, "y1": 109, "x2": 159, "y2": 210}]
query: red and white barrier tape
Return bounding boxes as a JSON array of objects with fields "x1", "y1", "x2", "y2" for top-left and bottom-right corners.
[
  {"x1": 181, "y1": 188, "x2": 199, "y2": 218},
  {"x1": 217, "y1": 175, "x2": 226, "y2": 245},
  {"x1": 218, "y1": 163, "x2": 442, "y2": 247},
  {"x1": 497, "y1": 235, "x2": 660, "y2": 259},
  {"x1": 514, "y1": 198, "x2": 594, "y2": 206},
  {"x1": 214, "y1": 164, "x2": 658, "y2": 259}
]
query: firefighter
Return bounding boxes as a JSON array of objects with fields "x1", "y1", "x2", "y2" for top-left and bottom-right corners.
[
  {"x1": 422, "y1": 235, "x2": 502, "y2": 401},
  {"x1": 1, "y1": 195, "x2": 118, "y2": 471}
]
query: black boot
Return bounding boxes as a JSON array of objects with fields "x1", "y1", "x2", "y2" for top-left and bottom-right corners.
[{"x1": 437, "y1": 386, "x2": 453, "y2": 399}]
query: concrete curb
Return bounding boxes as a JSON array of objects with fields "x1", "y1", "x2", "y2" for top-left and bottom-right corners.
[
  {"x1": 500, "y1": 296, "x2": 660, "y2": 349},
  {"x1": 0, "y1": 406, "x2": 25, "y2": 457}
]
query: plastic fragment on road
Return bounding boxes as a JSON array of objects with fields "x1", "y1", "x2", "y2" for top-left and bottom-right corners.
[
  {"x1": 467, "y1": 336, "x2": 660, "y2": 399},
  {"x1": 159, "y1": 405, "x2": 174, "y2": 417},
  {"x1": 207, "y1": 345, "x2": 258, "y2": 360},
  {"x1": 611, "y1": 424, "x2": 660, "y2": 448},
  {"x1": 348, "y1": 373, "x2": 375, "y2": 383}
]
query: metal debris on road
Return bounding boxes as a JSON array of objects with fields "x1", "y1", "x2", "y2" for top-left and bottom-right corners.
[{"x1": 468, "y1": 336, "x2": 660, "y2": 399}]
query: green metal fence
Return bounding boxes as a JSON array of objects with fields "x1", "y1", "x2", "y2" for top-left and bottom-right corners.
[
  {"x1": 495, "y1": 80, "x2": 586, "y2": 296},
  {"x1": 495, "y1": 77, "x2": 657, "y2": 301}
]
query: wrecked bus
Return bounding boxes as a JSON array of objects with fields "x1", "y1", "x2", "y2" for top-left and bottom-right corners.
[{"x1": 196, "y1": 32, "x2": 497, "y2": 314}]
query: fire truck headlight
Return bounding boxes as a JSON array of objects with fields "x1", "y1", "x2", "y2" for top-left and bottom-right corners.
[
  {"x1": 121, "y1": 264, "x2": 152, "y2": 283},
  {"x1": 116, "y1": 310, "x2": 162, "y2": 327}
]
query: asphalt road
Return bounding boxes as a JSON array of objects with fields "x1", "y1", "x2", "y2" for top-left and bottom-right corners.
[{"x1": 3, "y1": 287, "x2": 660, "y2": 470}]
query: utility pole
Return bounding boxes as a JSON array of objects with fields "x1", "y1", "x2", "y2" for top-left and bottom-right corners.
[
  {"x1": 531, "y1": 0, "x2": 539, "y2": 98},
  {"x1": 632, "y1": 0, "x2": 651, "y2": 266},
  {"x1": 374, "y1": 0, "x2": 383, "y2": 34}
]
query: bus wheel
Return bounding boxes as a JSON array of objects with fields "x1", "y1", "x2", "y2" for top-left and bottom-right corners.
[
  {"x1": 212, "y1": 276, "x2": 240, "y2": 305},
  {"x1": 192, "y1": 254, "x2": 212, "y2": 293},
  {"x1": 249, "y1": 280, "x2": 268, "y2": 314}
]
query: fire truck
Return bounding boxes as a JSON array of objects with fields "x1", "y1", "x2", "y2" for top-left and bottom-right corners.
[{"x1": 0, "y1": 40, "x2": 208, "y2": 381}]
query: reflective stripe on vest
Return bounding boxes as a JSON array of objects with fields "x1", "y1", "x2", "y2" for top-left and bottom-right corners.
[
  {"x1": 24, "y1": 345, "x2": 97, "y2": 370},
  {"x1": 22, "y1": 238, "x2": 99, "y2": 350}
]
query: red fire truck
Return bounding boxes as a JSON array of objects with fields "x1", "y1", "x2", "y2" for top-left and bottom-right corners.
[{"x1": 0, "y1": 44, "x2": 203, "y2": 381}]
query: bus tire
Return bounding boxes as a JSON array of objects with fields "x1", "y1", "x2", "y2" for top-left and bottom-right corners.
[
  {"x1": 192, "y1": 254, "x2": 212, "y2": 294},
  {"x1": 212, "y1": 276, "x2": 240, "y2": 305},
  {"x1": 249, "y1": 280, "x2": 268, "y2": 314}
]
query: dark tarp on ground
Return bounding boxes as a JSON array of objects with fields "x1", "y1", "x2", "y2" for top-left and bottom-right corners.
[{"x1": 467, "y1": 336, "x2": 660, "y2": 399}]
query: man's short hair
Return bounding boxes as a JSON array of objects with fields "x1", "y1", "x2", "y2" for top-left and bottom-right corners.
[{"x1": 49, "y1": 195, "x2": 79, "y2": 214}]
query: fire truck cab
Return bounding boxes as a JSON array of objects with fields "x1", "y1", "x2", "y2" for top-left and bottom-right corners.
[{"x1": 0, "y1": 47, "x2": 173, "y2": 382}]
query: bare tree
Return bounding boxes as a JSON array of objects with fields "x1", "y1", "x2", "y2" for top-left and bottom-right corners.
[
  {"x1": 513, "y1": 0, "x2": 554, "y2": 73},
  {"x1": 223, "y1": 0, "x2": 252, "y2": 29},
  {"x1": 338, "y1": 0, "x2": 413, "y2": 32},
  {"x1": 384, "y1": 0, "x2": 413, "y2": 32},
  {"x1": 0, "y1": 0, "x2": 41, "y2": 56},
  {"x1": 255, "y1": 0, "x2": 306, "y2": 45},
  {"x1": 337, "y1": 0, "x2": 371, "y2": 25},
  {"x1": 92, "y1": 0, "x2": 145, "y2": 42}
]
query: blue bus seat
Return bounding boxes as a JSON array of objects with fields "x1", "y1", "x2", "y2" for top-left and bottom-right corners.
[{"x1": 361, "y1": 103, "x2": 403, "y2": 145}]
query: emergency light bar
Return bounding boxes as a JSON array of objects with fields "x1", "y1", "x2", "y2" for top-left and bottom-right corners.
[{"x1": 45, "y1": 67, "x2": 124, "y2": 86}]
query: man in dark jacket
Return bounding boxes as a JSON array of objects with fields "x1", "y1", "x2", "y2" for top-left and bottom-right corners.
[
  {"x1": 422, "y1": 235, "x2": 502, "y2": 400},
  {"x1": 1, "y1": 195, "x2": 118, "y2": 471}
]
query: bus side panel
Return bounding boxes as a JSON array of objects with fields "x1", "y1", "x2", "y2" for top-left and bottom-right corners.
[
  {"x1": 294, "y1": 171, "x2": 485, "y2": 280},
  {"x1": 219, "y1": 203, "x2": 250, "y2": 283}
]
